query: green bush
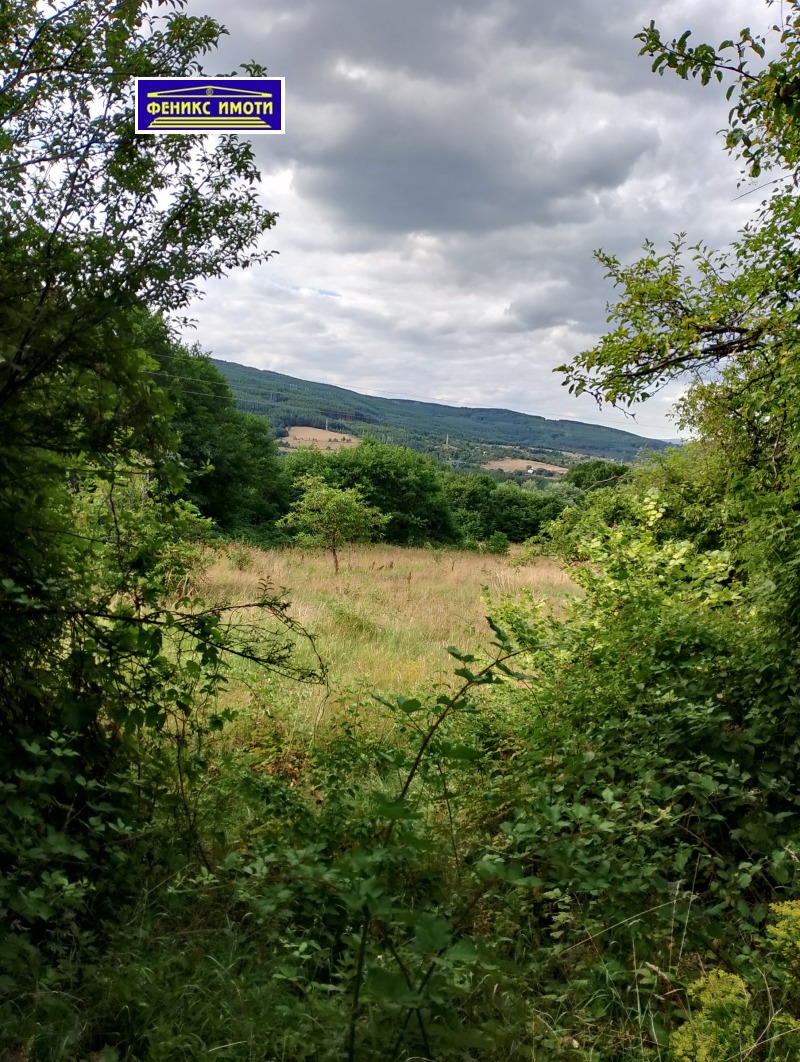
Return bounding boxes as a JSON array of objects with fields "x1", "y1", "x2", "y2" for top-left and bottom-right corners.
[{"x1": 485, "y1": 531, "x2": 510, "y2": 555}]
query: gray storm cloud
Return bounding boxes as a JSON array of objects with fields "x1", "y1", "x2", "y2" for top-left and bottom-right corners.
[{"x1": 180, "y1": 0, "x2": 762, "y2": 437}]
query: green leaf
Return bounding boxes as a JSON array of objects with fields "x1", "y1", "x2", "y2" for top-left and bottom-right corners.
[
  {"x1": 366, "y1": 966, "x2": 418, "y2": 1004},
  {"x1": 447, "y1": 646, "x2": 476, "y2": 662},
  {"x1": 437, "y1": 740, "x2": 482, "y2": 762},
  {"x1": 413, "y1": 913, "x2": 453, "y2": 953},
  {"x1": 371, "y1": 793, "x2": 419, "y2": 820},
  {"x1": 445, "y1": 940, "x2": 479, "y2": 963},
  {"x1": 395, "y1": 696, "x2": 424, "y2": 714}
]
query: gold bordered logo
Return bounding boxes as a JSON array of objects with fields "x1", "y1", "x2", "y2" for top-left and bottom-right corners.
[{"x1": 135, "y1": 78, "x2": 285, "y2": 135}]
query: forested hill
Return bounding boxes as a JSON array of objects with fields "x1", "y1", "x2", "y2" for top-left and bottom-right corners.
[{"x1": 212, "y1": 359, "x2": 670, "y2": 462}]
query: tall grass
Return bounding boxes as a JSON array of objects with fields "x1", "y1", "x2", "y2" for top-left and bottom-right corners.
[{"x1": 201, "y1": 543, "x2": 576, "y2": 735}]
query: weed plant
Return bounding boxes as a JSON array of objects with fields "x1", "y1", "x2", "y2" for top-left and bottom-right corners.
[{"x1": 8, "y1": 526, "x2": 800, "y2": 1060}]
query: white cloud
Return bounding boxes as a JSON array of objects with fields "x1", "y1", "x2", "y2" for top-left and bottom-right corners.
[{"x1": 180, "y1": 0, "x2": 766, "y2": 439}]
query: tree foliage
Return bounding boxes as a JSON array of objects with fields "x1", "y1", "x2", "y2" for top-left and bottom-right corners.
[
  {"x1": 279, "y1": 473, "x2": 388, "y2": 572},
  {"x1": 283, "y1": 437, "x2": 458, "y2": 544},
  {"x1": 147, "y1": 331, "x2": 289, "y2": 535},
  {"x1": 442, "y1": 471, "x2": 567, "y2": 542},
  {"x1": 11, "y1": 1, "x2": 800, "y2": 1058},
  {"x1": 217, "y1": 359, "x2": 663, "y2": 461},
  {"x1": 564, "y1": 457, "x2": 629, "y2": 491},
  {"x1": 560, "y1": 7, "x2": 800, "y2": 420},
  {"x1": 538, "y1": 3, "x2": 800, "y2": 1048},
  {"x1": 0, "y1": 0, "x2": 305, "y2": 988}
]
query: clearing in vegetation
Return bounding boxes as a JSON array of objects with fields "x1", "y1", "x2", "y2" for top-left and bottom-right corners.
[
  {"x1": 206, "y1": 543, "x2": 576, "y2": 734},
  {"x1": 279, "y1": 425, "x2": 359, "y2": 450}
]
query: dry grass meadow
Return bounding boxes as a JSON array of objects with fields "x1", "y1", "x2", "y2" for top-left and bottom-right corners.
[
  {"x1": 278, "y1": 426, "x2": 359, "y2": 450},
  {"x1": 200, "y1": 544, "x2": 576, "y2": 738}
]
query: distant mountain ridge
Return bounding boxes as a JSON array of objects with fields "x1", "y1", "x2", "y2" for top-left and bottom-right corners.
[{"x1": 213, "y1": 359, "x2": 672, "y2": 463}]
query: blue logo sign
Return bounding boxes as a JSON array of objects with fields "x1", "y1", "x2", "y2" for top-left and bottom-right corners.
[{"x1": 135, "y1": 77, "x2": 284, "y2": 135}]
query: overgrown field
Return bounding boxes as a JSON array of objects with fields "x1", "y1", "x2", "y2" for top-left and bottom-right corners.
[
  {"x1": 6, "y1": 546, "x2": 595, "y2": 1061},
  {"x1": 14, "y1": 512, "x2": 800, "y2": 1061},
  {"x1": 10, "y1": 510, "x2": 800, "y2": 1060},
  {"x1": 204, "y1": 543, "x2": 576, "y2": 734}
]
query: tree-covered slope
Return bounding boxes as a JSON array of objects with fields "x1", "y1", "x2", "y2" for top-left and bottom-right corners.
[{"x1": 212, "y1": 359, "x2": 670, "y2": 462}]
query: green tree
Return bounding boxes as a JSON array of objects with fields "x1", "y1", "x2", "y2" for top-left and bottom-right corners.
[
  {"x1": 333, "y1": 437, "x2": 456, "y2": 544},
  {"x1": 0, "y1": 0, "x2": 304, "y2": 993},
  {"x1": 1, "y1": 0, "x2": 277, "y2": 423},
  {"x1": 283, "y1": 437, "x2": 458, "y2": 544},
  {"x1": 443, "y1": 472, "x2": 567, "y2": 543},
  {"x1": 489, "y1": 482, "x2": 565, "y2": 541},
  {"x1": 148, "y1": 333, "x2": 288, "y2": 535},
  {"x1": 442, "y1": 472, "x2": 498, "y2": 541},
  {"x1": 557, "y1": 2, "x2": 800, "y2": 622},
  {"x1": 559, "y1": 10, "x2": 800, "y2": 420},
  {"x1": 513, "y1": 3, "x2": 800, "y2": 1045},
  {"x1": 565, "y1": 458, "x2": 629, "y2": 491},
  {"x1": 279, "y1": 474, "x2": 388, "y2": 572}
]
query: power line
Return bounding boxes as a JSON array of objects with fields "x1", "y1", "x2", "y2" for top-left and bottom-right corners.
[{"x1": 148, "y1": 369, "x2": 231, "y2": 394}]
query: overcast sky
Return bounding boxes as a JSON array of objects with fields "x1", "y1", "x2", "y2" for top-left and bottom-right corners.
[{"x1": 180, "y1": 0, "x2": 768, "y2": 440}]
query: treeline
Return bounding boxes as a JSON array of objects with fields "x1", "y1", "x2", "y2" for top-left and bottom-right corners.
[
  {"x1": 213, "y1": 357, "x2": 669, "y2": 462},
  {"x1": 158, "y1": 343, "x2": 628, "y2": 549}
]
